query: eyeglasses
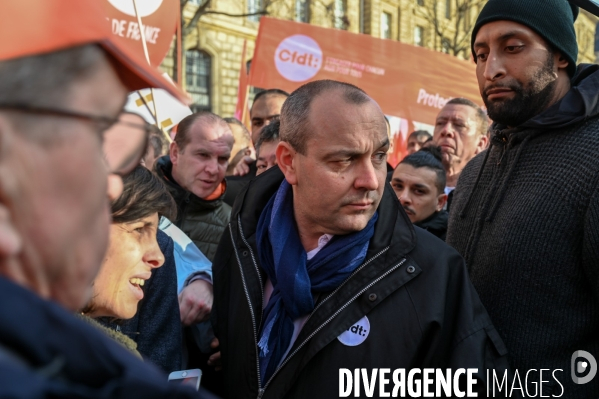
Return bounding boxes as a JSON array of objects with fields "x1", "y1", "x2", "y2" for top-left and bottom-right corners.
[{"x1": 0, "y1": 103, "x2": 160, "y2": 175}]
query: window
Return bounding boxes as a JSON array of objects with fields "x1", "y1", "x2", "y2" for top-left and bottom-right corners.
[
  {"x1": 414, "y1": 26, "x2": 424, "y2": 47},
  {"x1": 417, "y1": 0, "x2": 424, "y2": 6},
  {"x1": 381, "y1": 12, "x2": 392, "y2": 39},
  {"x1": 295, "y1": 0, "x2": 309, "y2": 23},
  {"x1": 334, "y1": 0, "x2": 348, "y2": 30},
  {"x1": 186, "y1": 49, "x2": 211, "y2": 113},
  {"x1": 248, "y1": 0, "x2": 262, "y2": 22},
  {"x1": 445, "y1": 0, "x2": 451, "y2": 19}
]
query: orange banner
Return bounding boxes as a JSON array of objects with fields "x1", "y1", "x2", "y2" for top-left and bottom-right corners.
[
  {"x1": 249, "y1": 17, "x2": 482, "y2": 165},
  {"x1": 103, "y1": 0, "x2": 178, "y2": 66}
]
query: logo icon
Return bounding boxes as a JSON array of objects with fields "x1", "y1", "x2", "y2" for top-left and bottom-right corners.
[
  {"x1": 571, "y1": 350, "x2": 597, "y2": 384},
  {"x1": 338, "y1": 316, "x2": 370, "y2": 347},
  {"x1": 274, "y1": 35, "x2": 322, "y2": 82},
  {"x1": 107, "y1": 0, "x2": 164, "y2": 17}
]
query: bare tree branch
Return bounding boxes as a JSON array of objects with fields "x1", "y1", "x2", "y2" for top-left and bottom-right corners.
[
  {"x1": 201, "y1": 10, "x2": 269, "y2": 18},
  {"x1": 416, "y1": 0, "x2": 485, "y2": 58},
  {"x1": 183, "y1": 0, "x2": 211, "y2": 36}
]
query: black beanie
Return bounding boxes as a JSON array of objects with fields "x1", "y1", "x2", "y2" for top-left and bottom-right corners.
[{"x1": 471, "y1": 0, "x2": 579, "y2": 77}]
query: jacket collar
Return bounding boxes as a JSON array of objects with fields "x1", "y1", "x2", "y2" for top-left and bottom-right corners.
[
  {"x1": 234, "y1": 166, "x2": 416, "y2": 259},
  {"x1": 155, "y1": 155, "x2": 226, "y2": 211}
]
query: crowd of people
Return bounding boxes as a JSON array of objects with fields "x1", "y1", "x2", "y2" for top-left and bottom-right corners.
[{"x1": 0, "y1": 0, "x2": 598, "y2": 398}]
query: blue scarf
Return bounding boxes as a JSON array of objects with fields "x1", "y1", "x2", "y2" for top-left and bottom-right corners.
[{"x1": 255, "y1": 180, "x2": 377, "y2": 383}]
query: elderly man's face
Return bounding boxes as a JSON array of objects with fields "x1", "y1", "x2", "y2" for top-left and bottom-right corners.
[
  {"x1": 2, "y1": 54, "x2": 127, "y2": 310},
  {"x1": 433, "y1": 104, "x2": 485, "y2": 173},
  {"x1": 171, "y1": 121, "x2": 233, "y2": 199},
  {"x1": 284, "y1": 91, "x2": 388, "y2": 239}
]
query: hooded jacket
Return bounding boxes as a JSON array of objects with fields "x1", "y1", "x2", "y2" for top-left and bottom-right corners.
[
  {"x1": 212, "y1": 166, "x2": 510, "y2": 399},
  {"x1": 155, "y1": 155, "x2": 231, "y2": 261},
  {"x1": 447, "y1": 64, "x2": 599, "y2": 397}
]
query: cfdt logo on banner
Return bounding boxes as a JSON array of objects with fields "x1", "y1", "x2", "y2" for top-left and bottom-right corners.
[{"x1": 275, "y1": 35, "x2": 323, "y2": 82}]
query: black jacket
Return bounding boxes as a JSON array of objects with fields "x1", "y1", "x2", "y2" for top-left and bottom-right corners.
[
  {"x1": 155, "y1": 156, "x2": 231, "y2": 261},
  {"x1": 212, "y1": 167, "x2": 509, "y2": 399},
  {"x1": 0, "y1": 277, "x2": 199, "y2": 399},
  {"x1": 415, "y1": 210, "x2": 448, "y2": 241},
  {"x1": 447, "y1": 64, "x2": 599, "y2": 397}
]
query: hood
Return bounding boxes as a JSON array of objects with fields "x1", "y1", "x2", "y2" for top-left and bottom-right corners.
[
  {"x1": 415, "y1": 211, "x2": 448, "y2": 241},
  {"x1": 521, "y1": 63, "x2": 599, "y2": 130}
]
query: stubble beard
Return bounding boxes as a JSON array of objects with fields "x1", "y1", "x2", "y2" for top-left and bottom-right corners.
[{"x1": 483, "y1": 54, "x2": 558, "y2": 127}]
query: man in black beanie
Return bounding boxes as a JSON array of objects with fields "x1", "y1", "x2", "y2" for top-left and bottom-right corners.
[{"x1": 447, "y1": 0, "x2": 599, "y2": 396}]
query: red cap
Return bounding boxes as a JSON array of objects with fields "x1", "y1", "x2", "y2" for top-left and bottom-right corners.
[{"x1": 0, "y1": 0, "x2": 189, "y2": 104}]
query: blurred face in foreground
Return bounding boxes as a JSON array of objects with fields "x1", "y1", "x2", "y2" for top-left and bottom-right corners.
[
  {"x1": 0, "y1": 52, "x2": 128, "y2": 311},
  {"x1": 277, "y1": 89, "x2": 389, "y2": 248},
  {"x1": 86, "y1": 213, "x2": 164, "y2": 319}
]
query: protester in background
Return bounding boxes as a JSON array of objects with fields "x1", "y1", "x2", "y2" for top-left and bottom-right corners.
[
  {"x1": 232, "y1": 89, "x2": 289, "y2": 177},
  {"x1": 213, "y1": 79, "x2": 509, "y2": 399},
  {"x1": 224, "y1": 117, "x2": 252, "y2": 176},
  {"x1": 433, "y1": 97, "x2": 488, "y2": 211},
  {"x1": 391, "y1": 147, "x2": 448, "y2": 240},
  {"x1": 156, "y1": 111, "x2": 233, "y2": 262},
  {"x1": 406, "y1": 129, "x2": 432, "y2": 154},
  {"x1": 448, "y1": 0, "x2": 599, "y2": 396},
  {"x1": 0, "y1": 1, "x2": 199, "y2": 397},
  {"x1": 255, "y1": 119, "x2": 280, "y2": 176}
]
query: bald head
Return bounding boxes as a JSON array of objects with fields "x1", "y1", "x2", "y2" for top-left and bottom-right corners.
[
  {"x1": 280, "y1": 79, "x2": 382, "y2": 154},
  {"x1": 174, "y1": 112, "x2": 233, "y2": 152}
]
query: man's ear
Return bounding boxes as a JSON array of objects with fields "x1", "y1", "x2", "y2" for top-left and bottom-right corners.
[
  {"x1": 555, "y1": 52, "x2": 569, "y2": 73},
  {"x1": 169, "y1": 141, "x2": 179, "y2": 165},
  {"x1": 436, "y1": 193, "x2": 448, "y2": 212},
  {"x1": 475, "y1": 135, "x2": 489, "y2": 154},
  {"x1": 276, "y1": 141, "x2": 298, "y2": 185}
]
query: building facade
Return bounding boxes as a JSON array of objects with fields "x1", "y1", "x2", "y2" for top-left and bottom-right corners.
[{"x1": 160, "y1": 0, "x2": 598, "y2": 117}]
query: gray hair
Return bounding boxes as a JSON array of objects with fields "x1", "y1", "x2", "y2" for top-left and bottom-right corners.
[
  {"x1": 0, "y1": 44, "x2": 105, "y2": 140},
  {"x1": 445, "y1": 97, "x2": 489, "y2": 136},
  {"x1": 280, "y1": 80, "x2": 371, "y2": 154}
]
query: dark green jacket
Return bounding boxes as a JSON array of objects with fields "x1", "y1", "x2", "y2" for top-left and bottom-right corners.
[{"x1": 155, "y1": 156, "x2": 231, "y2": 261}]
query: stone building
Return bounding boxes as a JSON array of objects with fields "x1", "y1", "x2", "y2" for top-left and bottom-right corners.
[{"x1": 160, "y1": 0, "x2": 598, "y2": 117}]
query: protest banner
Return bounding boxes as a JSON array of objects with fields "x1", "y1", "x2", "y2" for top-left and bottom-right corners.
[
  {"x1": 248, "y1": 17, "x2": 482, "y2": 164},
  {"x1": 103, "y1": 0, "x2": 178, "y2": 67}
]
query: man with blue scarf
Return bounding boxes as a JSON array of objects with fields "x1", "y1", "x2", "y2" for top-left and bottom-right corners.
[{"x1": 212, "y1": 80, "x2": 509, "y2": 399}]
